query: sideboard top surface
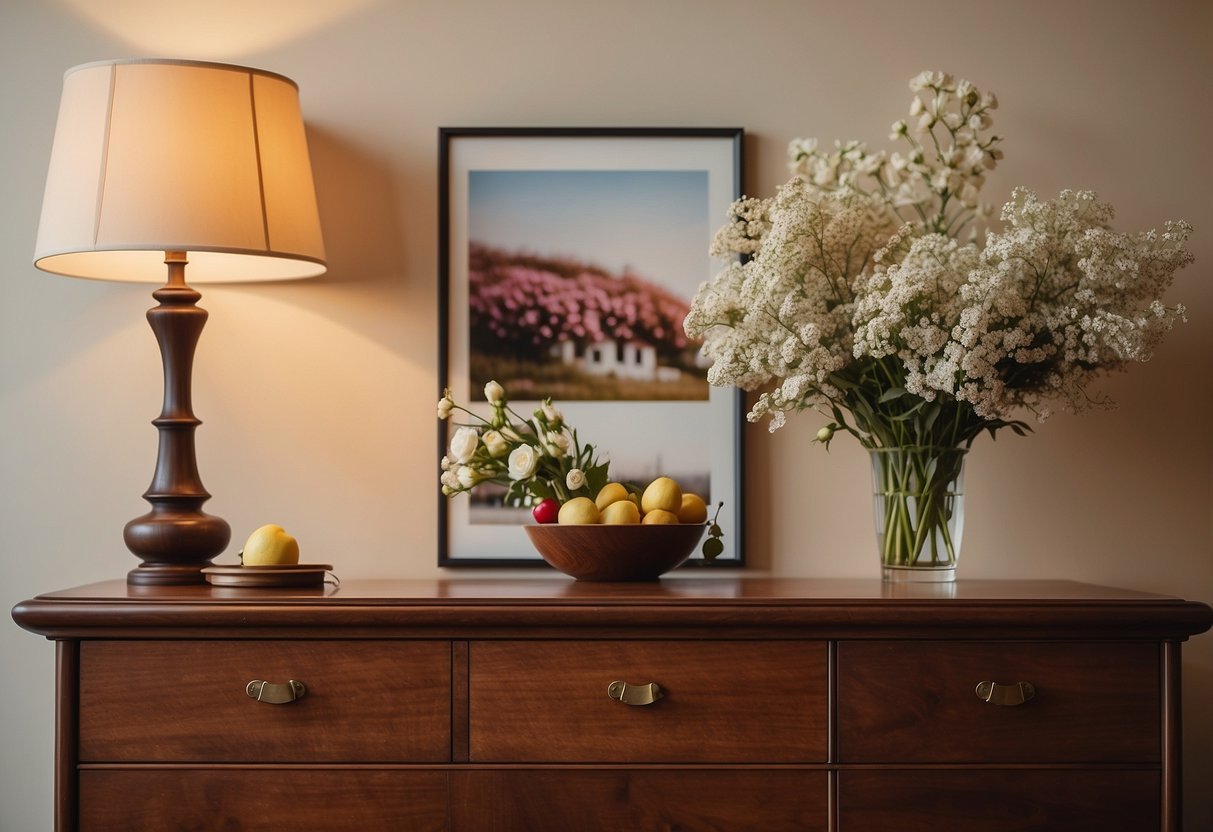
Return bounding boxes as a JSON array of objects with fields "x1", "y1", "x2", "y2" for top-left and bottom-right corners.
[
  {"x1": 15, "y1": 576, "x2": 1198, "y2": 603},
  {"x1": 13, "y1": 578, "x2": 1213, "y2": 641}
]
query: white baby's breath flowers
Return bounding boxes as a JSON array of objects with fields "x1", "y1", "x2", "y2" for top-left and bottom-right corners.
[{"x1": 687, "y1": 70, "x2": 1194, "y2": 450}]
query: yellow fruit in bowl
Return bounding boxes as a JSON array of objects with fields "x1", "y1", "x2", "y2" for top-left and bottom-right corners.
[
  {"x1": 601, "y1": 499, "x2": 641, "y2": 524},
  {"x1": 641, "y1": 509, "x2": 679, "y2": 525},
  {"x1": 641, "y1": 476, "x2": 682, "y2": 514},
  {"x1": 595, "y1": 482, "x2": 631, "y2": 511},
  {"x1": 558, "y1": 497, "x2": 601, "y2": 524},
  {"x1": 677, "y1": 493, "x2": 709, "y2": 524},
  {"x1": 241, "y1": 524, "x2": 300, "y2": 566}
]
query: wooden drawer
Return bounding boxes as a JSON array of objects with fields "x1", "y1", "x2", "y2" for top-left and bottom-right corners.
[
  {"x1": 79, "y1": 640, "x2": 451, "y2": 762},
  {"x1": 837, "y1": 641, "x2": 1159, "y2": 763},
  {"x1": 468, "y1": 640, "x2": 827, "y2": 762},
  {"x1": 837, "y1": 769, "x2": 1160, "y2": 831},
  {"x1": 79, "y1": 769, "x2": 447, "y2": 831},
  {"x1": 451, "y1": 770, "x2": 827, "y2": 831}
]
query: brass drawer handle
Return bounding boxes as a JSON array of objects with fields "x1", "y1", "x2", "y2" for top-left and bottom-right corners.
[
  {"x1": 607, "y1": 680, "x2": 663, "y2": 706},
  {"x1": 246, "y1": 679, "x2": 306, "y2": 704},
  {"x1": 976, "y1": 680, "x2": 1035, "y2": 706}
]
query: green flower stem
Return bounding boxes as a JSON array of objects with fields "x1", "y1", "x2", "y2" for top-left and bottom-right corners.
[{"x1": 872, "y1": 446, "x2": 964, "y2": 570}]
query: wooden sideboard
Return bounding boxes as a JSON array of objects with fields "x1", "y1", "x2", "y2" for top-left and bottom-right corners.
[{"x1": 12, "y1": 578, "x2": 1212, "y2": 831}]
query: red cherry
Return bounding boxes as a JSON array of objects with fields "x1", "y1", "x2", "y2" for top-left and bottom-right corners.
[{"x1": 532, "y1": 498, "x2": 560, "y2": 524}]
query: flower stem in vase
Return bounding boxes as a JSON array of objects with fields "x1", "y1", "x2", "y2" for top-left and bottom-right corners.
[{"x1": 870, "y1": 446, "x2": 966, "y2": 582}]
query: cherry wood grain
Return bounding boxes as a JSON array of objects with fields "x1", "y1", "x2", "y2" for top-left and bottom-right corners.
[
  {"x1": 12, "y1": 578, "x2": 1211, "y2": 831},
  {"x1": 79, "y1": 641, "x2": 451, "y2": 762},
  {"x1": 837, "y1": 641, "x2": 1160, "y2": 763},
  {"x1": 450, "y1": 769, "x2": 827, "y2": 832},
  {"x1": 469, "y1": 640, "x2": 827, "y2": 762},
  {"x1": 837, "y1": 769, "x2": 1160, "y2": 831},
  {"x1": 15, "y1": 579, "x2": 1212, "y2": 641},
  {"x1": 523, "y1": 523, "x2": 704, "y2": 580},
  {"x1": 79, "y1": 769, "x2": 447, "y2": 831}
]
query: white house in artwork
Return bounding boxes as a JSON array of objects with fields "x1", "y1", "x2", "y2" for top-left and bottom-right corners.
[{"x1": 553, "y1": 338, "x2": 682, "y2": 382}]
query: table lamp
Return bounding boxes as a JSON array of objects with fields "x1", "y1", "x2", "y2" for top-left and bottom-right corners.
[{"x1": 33, "y1": 59, "x2": 327, "y2": 585}]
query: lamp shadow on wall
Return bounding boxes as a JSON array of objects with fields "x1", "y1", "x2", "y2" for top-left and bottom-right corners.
[{"x1": 231, "y1": 124, "x2": 417, "y2": 356}]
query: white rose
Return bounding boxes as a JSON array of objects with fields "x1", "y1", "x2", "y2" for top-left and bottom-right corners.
[
  {"x1": 537, "y1": 400, "x2": 562, "y2": 424},
  {"x1": 508, "y1": 444, "x2": 540, "y2": 481},
  {"x1": 436, "y1": 395, "x2": 454, "y2": 419},
  {"x1": 482, "y1": 429, "x2": 509, "y2": 458},
  {"x1": 449, "y1": 426, "x2": 479, "y2": 464},
  {"x1": 457, "y1": 465, "x2": 479, "y2": 489},
  {"x1": 566, "y1": 468, "x2": 586, "y2": 491},
  {"x1": 544, "y1": 430, "x2": 570, "y2": 457},
  {"x1": 483, "y1": 380, "x2": 505, "y2": 404}
]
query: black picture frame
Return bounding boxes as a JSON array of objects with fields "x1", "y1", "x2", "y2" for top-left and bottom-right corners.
[{"x1": 438, "y1": 127, "x2": 744, "y2": 568}]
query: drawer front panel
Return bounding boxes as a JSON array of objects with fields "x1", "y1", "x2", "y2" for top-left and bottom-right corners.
[
  {"x1": 837, "y1": 769, "x2": 1160, "y2": 831},
  {"x1": 80, "y1": 769, "x2": 448, "y2": 831},
  {"x1": 469, "y1": 641, "x2": 827, "y2": 762},
  {"x1": 837, "y1": 641, "x2": 1159, "y2": 763},
  {"x1": 451, "y1": 770, "x2": 827, "y2": 832},
  {"x1": 80, "y1": 640, "x2": 451, "y2": 762}
]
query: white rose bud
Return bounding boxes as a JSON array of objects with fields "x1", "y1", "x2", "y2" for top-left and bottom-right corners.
[
  {"x1": 566, "y1": 468, "x2": 587, "y2": 491},
  {"x1": 508, "y1": 445, "x2": 540, "y2": 481},
  {"x1": 541, "y1": 401, "x2": 562, "y2": 424},
  {"x1": 449, "y1": 426, "x2": 479, "y2": 464},
  {"x1": 457, "y1": 465, "x2": 479, "y2": 489},
  {"x1": 436, "y1": 394, "x2": 454, "y2": 420},
  {"x1": 484, "y1": 380, "x2": 505, "y2": 405},
  {"x1": 544, "y1": 430, "x2": 570, "y2": 457},
  {"x1": 815, "y1": 425, "x2": 835, "y2": 444},
  {"x1": 482, "y1": 429, "x2": 509, "y2": 458}
]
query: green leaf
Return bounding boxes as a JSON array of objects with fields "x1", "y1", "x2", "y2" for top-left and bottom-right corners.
[
  {"x1": 527, "y1": 480, "x2": 555, "y2": 499},
  {"x1": 878, "y1": 386, "x2": 907, "y2": 403},
  {"x1": 586, "y1": 463, "x2": 610, "y2": 496},
  {"x1": 701, "y1": 537, "x2": 724, "y2": 561}
]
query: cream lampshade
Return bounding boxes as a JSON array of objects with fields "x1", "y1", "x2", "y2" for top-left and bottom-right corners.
[{"x1": 34, "y1": 58, "x2": 326, "y2": 585}]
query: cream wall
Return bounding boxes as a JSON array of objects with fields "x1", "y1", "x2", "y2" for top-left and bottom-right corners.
[{"x1": 2, "y1": 0, "x2": 1210, "y2": 828}]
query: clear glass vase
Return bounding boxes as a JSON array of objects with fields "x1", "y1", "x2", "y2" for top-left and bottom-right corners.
[{"x1": 870, "y1": 446, "x2": 966, "y2": 582}]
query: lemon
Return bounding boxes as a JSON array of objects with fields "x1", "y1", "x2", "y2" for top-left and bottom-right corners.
[
  {"x1": 677, "y1": 493, "x2": 708, "y2": 524},
  {"x1": 595, "y1": 482, "x2": 631, "y2": 512},
  {"x1": 558, "y1": 496, "x2": 600, "y2": 524},
  {"x1": 641, "y1": 476, "x2": 682, "y2": 514},
  {"x1": 601, "y1": 500, "x2": 641, "y2": 524},
  {"x1": 641, "y1": 509, "x2": 679, "y2": 525},
  {"x1": 241, "y1": 524, "x2": 300, "y2": 565}
]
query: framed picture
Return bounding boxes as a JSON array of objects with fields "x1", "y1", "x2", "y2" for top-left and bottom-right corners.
[{"x1": 438, "y1": 127, "x2": 744, "y2": 567}]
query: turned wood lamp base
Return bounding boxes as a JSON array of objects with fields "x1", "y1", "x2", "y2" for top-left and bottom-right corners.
[{"x1": 123, "y1": 252, "x2": 231, "y2": 585}]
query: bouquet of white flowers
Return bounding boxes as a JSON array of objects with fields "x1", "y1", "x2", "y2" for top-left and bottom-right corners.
[
  {"x1": 685, "y1": 71, "x2": 1194, "y2": 578},
  {"x1": 437, "y1": 380, "x2": 609, "y2": 509}
]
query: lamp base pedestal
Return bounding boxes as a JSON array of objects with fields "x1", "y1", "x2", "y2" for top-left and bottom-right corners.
[
  {"x1": 127, "y1": 563, "x2": 221, "y2": 586},
  {"x1": 124, "y1": 254, "x2": 231, "y2": 585},
  {"x1": 124, "y1": 509, "x2": 232, "y2": 585}
]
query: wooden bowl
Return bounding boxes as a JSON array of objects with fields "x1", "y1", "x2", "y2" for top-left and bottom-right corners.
[{"x1": 524, "y1": 523, "x2": 707, "y2": 581}]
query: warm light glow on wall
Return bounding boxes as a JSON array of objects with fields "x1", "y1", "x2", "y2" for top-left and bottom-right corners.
[{"x1": 57, "y1": 0, "x2": 380, "y2": 57}]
